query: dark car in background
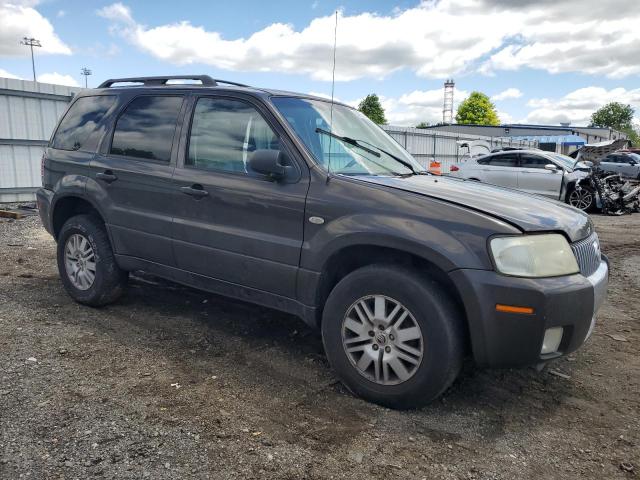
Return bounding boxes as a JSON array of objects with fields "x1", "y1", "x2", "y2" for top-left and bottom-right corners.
[{"x1": 37, "y1": 75, "x2": 608, "y2": 409}]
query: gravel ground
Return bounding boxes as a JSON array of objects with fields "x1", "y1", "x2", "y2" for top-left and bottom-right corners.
[{"x1": 0, "y1": 206, "x2": 638, "y2": 479}]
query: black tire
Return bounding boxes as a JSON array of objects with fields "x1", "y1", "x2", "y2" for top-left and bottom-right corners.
[
  {"x1": 321, "y1": 264, "x2": 465, "y2": 409},
  {"x1": 567, "y1": 185, "x2": 595, "y2": 212},
  {"x1": 56, "y1": 214, "x2": 128, "y2": 306}
]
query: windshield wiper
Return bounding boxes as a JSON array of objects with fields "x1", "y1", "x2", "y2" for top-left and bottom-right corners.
[
  {"x1": 315, "y1": 127, "x2": 417, "y2": 175},
  {"x1": 315, "y1": 128, "x2": 381, "y2": 157}
]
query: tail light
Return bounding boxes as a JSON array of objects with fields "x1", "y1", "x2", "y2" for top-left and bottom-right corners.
[
  {"x1": 41, "y1": 152, "x2": 46, "y2": 185},
  {"x1": 450, "y1": 165, "x2": 459, "y2": 172}
]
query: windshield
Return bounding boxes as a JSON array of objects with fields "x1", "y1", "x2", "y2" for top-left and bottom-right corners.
[
  {"x1": 550, "y1": 153, "x2": 580, "y2": 170},
  {"x1": 271, "y1": 97, "x2": 424, "y2": 176}
]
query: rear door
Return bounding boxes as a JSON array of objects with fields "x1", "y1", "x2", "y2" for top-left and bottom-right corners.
[
  {"x1": 171, "y1": 94, "x2": 309, "y2": 298},
  {"x1": 90, "y1": 94, "x2": 185, "y2": 265},
  {"x1": 476, "y1": 152, "x2": 519, "y2": 188},
  {"x1": 517, "y1": 153, "x2": 563, "y2": 198}
]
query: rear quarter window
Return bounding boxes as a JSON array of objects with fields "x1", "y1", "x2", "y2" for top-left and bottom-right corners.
[{"x1": 51, "y1": 95, "x2": 116, "y2": 151}]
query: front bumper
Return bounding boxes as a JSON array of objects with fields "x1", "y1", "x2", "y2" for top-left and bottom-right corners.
[{"x1": 450, "y1": 256, "x2": 608, "y2": 368}]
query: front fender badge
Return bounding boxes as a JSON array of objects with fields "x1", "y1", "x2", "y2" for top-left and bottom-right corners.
[{"x1": 309, "y1": 216, "x2": 325, "y2": 225}]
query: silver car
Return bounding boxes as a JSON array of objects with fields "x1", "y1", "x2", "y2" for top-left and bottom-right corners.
[
  {"x1": 449, "y1": 150, "x2": 592, "y2": 209},
  {"x1": 599, "y1": 152, "x2": 640, "y2": 179}
]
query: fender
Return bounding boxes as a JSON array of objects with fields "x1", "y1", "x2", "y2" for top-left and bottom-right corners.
[
  {"x1": 49, "y1": 176, "x2": 111, "y2": 238},
  {"x1": 302, "y1": 212, "x2": 500, "y2": 274}
]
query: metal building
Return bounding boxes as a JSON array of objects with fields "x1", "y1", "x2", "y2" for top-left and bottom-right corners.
[{"x1": 0, "y1": 77, "x2": 81, "y2": 202}]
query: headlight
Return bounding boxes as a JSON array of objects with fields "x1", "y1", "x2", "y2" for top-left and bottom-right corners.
[{"x1": 490, "y1": 234, "x2": 579, "y2": 277}]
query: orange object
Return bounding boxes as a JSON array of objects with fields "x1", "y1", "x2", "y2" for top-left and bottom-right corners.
[
  {"x1": 495, "y1": 304, "x2": 534, "y2": 315},
  {"x1": 429, "y1": 161, "x2": 441, "y2": 175}
]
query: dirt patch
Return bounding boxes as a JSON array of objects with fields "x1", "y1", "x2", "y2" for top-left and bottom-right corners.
[{"x1": 0, "y1": 211, "x2": 638, "y2": 479}]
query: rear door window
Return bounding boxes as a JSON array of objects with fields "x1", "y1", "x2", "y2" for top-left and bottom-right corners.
[
  {"x1": 52, "y1": 95, "x2": 116, "y2": 151},
  {"x1": 110, "y1": 96, "x2": 183, "y2": 162}
]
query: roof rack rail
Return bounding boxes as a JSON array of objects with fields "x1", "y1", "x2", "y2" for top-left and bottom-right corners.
[
  {"x1": 98, "y1": 75, "x2": 217, "y2": 88},
  {"x1": 211, "y1": 79, "x2": 250, "y2": 88}
]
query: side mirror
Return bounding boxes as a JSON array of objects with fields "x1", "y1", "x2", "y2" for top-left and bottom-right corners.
[
  {"x1": 629, "y1": 159, "x2": 637, "y2": 165},
  {"x1": 249, "y1": 149, "x2": 290, "y2": 181},
  {"x1": 544, "y1": 163, "x2": 558, "y2": 171},
  {"x1": 583, "y1": 161, "x2": 593, "y2": 168}
]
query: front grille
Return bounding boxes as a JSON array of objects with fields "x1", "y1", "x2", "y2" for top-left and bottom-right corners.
[{"x1": 571, "y1": 232, "x2": 601, "y2": 277}]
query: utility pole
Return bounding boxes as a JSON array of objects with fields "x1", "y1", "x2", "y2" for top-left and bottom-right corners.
[
  {"x1": 21, "y1": 37, "x2": 42, "y2": 82},
  {"x1": 81, "y1": 67, "x2": 92, "y2": 88}
]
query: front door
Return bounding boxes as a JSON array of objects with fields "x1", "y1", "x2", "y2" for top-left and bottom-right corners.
[
  {"x1": 90, "y1": 94, "x2": 185, "y2": 265},
  {"x1": 517, "y1": 153, "x2": 563, "y2": 198},
  {"x1": 171, "y1": 95, "x2": 309, "y2": 298}
]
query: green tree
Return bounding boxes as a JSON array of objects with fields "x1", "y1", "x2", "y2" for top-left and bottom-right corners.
[
  {"x1": 415, "y1": 121, "x2": 430, "y2": 129},
  {"x1": 455, "y1": 91, "x2": 500, "y2": 125},
  {"x1": 590, "y1": 102, "x2": 634, "y2": 131},
  {"x1": 358, "y1": 94, "x2": 387, "y2": 125},
  {"x1": 624, "y1": 125, "x2": 640, "y2": 146}
]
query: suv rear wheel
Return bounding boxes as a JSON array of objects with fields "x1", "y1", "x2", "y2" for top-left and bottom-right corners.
[
  {"x1": 321, "y1": 264, "x2": 464, "y2": 409},
  {"x1": 57, "y1": 214, "x2": 128, "y2": 306}
]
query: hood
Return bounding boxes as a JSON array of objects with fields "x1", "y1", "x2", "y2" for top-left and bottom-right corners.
[{"x1": 357, "y1": 175, "x2": 592, "y2": 242}]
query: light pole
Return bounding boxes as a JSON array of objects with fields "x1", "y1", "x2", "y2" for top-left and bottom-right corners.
[
  {"x1": 20, "y1": 37, "x2": 42, "y2": 82},
  {"x1": 81, "y1": 67, "x2": 92, "y2": 88}
]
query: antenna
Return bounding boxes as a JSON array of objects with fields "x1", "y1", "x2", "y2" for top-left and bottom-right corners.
[{"x1": 326, "y1": 10, "x2": 338, "y2": 183}]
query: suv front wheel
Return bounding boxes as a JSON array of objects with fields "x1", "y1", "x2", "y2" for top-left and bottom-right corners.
[
  {"x1": 567, "y1": 185, "x2": 595, "y2": 211},
  {"x1": 321, "y1": 264, "x2": 464, "y2": 409},
  {"x1": 57, "y1": 214, "x2": 128, "y2": 306}
]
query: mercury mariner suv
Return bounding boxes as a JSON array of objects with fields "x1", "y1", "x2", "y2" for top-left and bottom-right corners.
[{"x1": 37, "y1": 75, "x2": 608, "y2": 409}]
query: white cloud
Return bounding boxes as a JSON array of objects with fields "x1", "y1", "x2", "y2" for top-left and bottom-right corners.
[
  {"x1": 497, "y1": 110, "x2": 514, "y2": 124},
  {"x1": 97, "y1": 0, "x2": 640, "y2": 81},
  {"x1": 57, "y1": 9, "x2": 65, "y2": 18},
  {"x1": 523, "y1": 86, "x2": 640, "y2": 125},
  {"x1": 0, "y1": 68, "x2": 22, "y2": 79},
  {"x1": 0, "y1": 1, "x2": 71, "y2": 56},
  {"x1": 492, "y1": 88, "x2": 522, "y2": 101},
  {"x1": 37, "y1": 72, "x2": 80, "y2": 87},
  {"x1": 98, "y1": 2, "x2": 134, "y2": 24}
]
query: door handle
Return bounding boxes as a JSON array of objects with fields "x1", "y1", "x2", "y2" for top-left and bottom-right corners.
[
  {"x1": 96, "y1": 171, "x2": 117, "y2": 183},
  {"x1": 180, "y1": 185, "x2": 209, "y2": 199}
]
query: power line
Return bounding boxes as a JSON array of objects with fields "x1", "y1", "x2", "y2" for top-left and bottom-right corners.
[
  {"x1": 81, "y1": 67, "x2": 92, "y2": 88},
  {"x1": 20, "y1": 37, "x2": 42, "y2": 82}
]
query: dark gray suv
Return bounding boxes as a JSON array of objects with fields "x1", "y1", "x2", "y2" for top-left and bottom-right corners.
[{"x1": 37, "y1": 75, "x2": 608, "y2": 409}]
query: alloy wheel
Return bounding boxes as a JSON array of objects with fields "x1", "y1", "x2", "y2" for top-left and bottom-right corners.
[
  {"x1": 64, "y1": 233, "x2": 96, "y2": 290},
  {"x1": 569, "y1": 189, "x2": 593, "y2": 210},
  {"x1": 341, "y1": 295, "x2": 424, "y2": 386}
]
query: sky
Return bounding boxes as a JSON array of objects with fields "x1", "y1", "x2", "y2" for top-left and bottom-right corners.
[{"x1": 1, "y1": 0, "x2": 639, "y2": 127}]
